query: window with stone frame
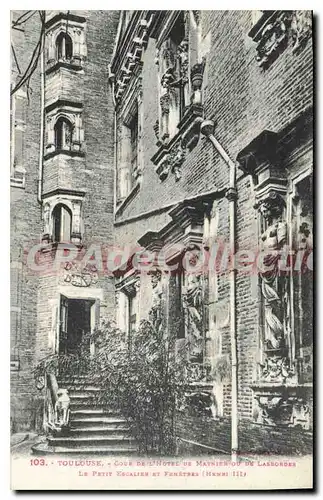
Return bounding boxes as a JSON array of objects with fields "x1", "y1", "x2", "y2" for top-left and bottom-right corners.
[
  {"x1": 116, "y1": 96, "x2": 142, "y2": 204},
  {"x1": 56, "y1": 32, "x2": 73, "y2": 61},
  {"x1": 52, "y1": 203, "x2": 72, "y2": 243},
  {"x1": 54, "y1": 116, "x2": 73, "y2": 150},
  {"x1": 45, "y1": 13, "x2": 86, "y2": 72},
  {"x1": 45, "y1": 103, "x2": 84, "y2": 158}
]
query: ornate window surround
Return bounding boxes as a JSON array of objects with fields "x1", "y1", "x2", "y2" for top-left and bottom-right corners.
[
  {"x1": 110, "y1": 12, "x2": 153, "y2": 216},
  {"x1": 114, "y1": 71, "x2": 143, "y2": 215},
  {"x1": 41, "y1": 188, "x2": 85, "y2": 247},
  {"x1": 45, "y1": 12, "x2": 86, "y2": 75},
  {"x1": 44, "y1": 100, "x2": 85, "y2": 160},
  {"x1": 150, "y1": 10, "x2": 207, "y2": 182},
  {"x1": 236, "y1": 110, "x2": 313, "y2": 430}
]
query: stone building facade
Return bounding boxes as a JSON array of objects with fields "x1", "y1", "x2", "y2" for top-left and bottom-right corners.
[{"x1": 11, "y1": 10, "x2": 313, "y2": 455}]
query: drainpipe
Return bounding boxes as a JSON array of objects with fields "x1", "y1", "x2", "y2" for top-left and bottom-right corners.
[
  {"x1": 200, "y1": 120, "x2": 238, "y2": 460},
  {"x1": 38, "y1": 16, "x2": 45, "y2": 203}
]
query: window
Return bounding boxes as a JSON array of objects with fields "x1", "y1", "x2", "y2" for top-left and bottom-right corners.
[
  {"x1": 54, "y1": 117, "x2": 73, "y2": 150},
  {"x1": 117, "y1": 101, "x2": 141, "y2": 204},
  {"x1": 52, "y1": 204, "x2": 72, "y2": 243},
  {"x1": 56, "y1": 32, "x2": 73, "y2": 61}
]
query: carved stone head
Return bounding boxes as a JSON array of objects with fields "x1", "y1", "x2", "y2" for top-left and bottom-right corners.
[{"x1": 255, "y1": 191, "x2": 286, "y2": 224}]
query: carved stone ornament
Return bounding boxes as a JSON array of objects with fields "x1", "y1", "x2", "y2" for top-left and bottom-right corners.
[
  {"x1": 168, "y1": 143, "x2": 186, "y2": 181},
  {"x1": 159, "y1": 92, "x2": 170, "y2": 114},
  {"x1": 192, "y1": 10, "x2": 201, "y2": 26},
  {"x1": 156, "y1": 157, "x2": 170, "y2": 181},
  {"x1": 149, "y1": 271, "x2": 163, "y2": 332},
  {"x1": 114, "y1": 13, "x2": 155, "y2": 104},
  {"x1": 255, "y1": 393, "x2": 310, "y2": 429},
  {"x1": 249, "y1": 11, "x2": 312, "y2": 70},
  {"x1": 290, "y1": 11, "x2": 312, "y2": 54},
  {"x1": 190, "y1": 59, "x2": 206, "y2": 104},
  {"x1": 255, "y1": 191, "x2": 288, "y2": 352},
  {"x1": 177, "y1": 39, "x2": 189, "y2": 84},
  {"x1": 183, "y1": 273, "x2": 204, "y2": 362},
  {"x1": 260, "y1": 355, "x2": 296, "y2": 384},
  {"x1": 61, "y1": 261, "x2": 98, "y2": 287},
  {"x1": 255, "y1": 13, "x2": 291, "y2": 68}
]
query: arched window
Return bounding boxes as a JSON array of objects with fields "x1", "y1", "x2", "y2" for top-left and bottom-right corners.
[
  {"x1": 54, "y1": 117, "x2": 73, "y2": 150},
  {"x1": 52, "y1": 204, "x2": 72, "y2": 243},
  {"x1": 56, "y1": 32, "x2": 73, "y2": 61}
]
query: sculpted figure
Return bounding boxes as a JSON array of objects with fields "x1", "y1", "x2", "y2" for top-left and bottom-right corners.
[
  {"x1": 257, "y1": 192, "x2": 288, "y2": 350},
  {"x1": 149, "y1": 271, "x2": 163, "y2": 332},
  {"x1": 55, "y1": 388, "x2": 70, "y2": 427}
]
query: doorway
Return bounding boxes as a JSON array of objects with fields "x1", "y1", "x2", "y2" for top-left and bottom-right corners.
[{"x1": 59, "y1": 296, "x2": 95, "y2": 355}]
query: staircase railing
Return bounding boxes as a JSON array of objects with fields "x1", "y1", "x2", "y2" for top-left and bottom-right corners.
[{"x1": 36, "y1": 358, "x2": 71, "y2": 434}]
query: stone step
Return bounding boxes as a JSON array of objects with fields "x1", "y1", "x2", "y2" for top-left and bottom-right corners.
[
  {"x1": 69, "y1": 426, "x2": 130, "y2": 435},
  {"x1": 48, "y1": 435, "x2": 135, "y2": 448},
  {"x1": 71, "y1": 417, "x2": 127, "y2": 427},
  {"x1": 71, "y1": 409, "x2": 121, "y2": 418}
]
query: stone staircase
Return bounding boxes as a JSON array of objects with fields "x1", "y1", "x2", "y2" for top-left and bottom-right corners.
[{"x1": 32, "y1": 378, "x2": 138, "y2": 455}]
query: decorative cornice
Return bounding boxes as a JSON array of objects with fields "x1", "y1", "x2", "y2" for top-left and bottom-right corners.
[
  {"x1": 112, "y1": 13, "x2": 155, "y2": 105},
  {"x1": 44, "y1": 149, "x2": 85, "y2": 161},
  {"x1": 42, "y1": 188, "x2": 86, "y2": 200},
  {"x1": 45, "y1": 61, "x2": 83, "y2": 76},
  {"x1": 45, "y1": 12, "x2": 86, "y2": 30},
  {"x1": 236, "y1": 130, "x2": 278, "y2": 176},
  {"x1": 45, "y1": 99, "x2": 83, "y2": 113}
]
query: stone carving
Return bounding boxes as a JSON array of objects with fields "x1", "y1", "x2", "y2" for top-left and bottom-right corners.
[
  {"x1": 191, "y1": 10, "x2": 201, "y2": 26},
  {"x1": 190, "y1": 59, "x2": 206, "y2": 104},
  {"x1": 177, "y1": 39, "x2": 189, "y2": 84},
  {"x1": 255, "y1": 191, "x2": 288, "y2": 352},
  {"x1": 255, "y1": 13, "x2": 291, "y2": 68},
  {"x1": 153, "y1": 119, "x2": 161, "y2": 146},
  {"x1": 62, "y1": 261, "x2": 98, "y2": 287},
  {"x1": 149, "y1": 271, "x2": 163, "y2": 332},
  {"x1": 169, "y1": 143, "x2": 186, "y2": 181},
  {"x1": 183, "y1": 273, "x2": 204, "y2": 362},
  {"x1": 290, "y1": 11, "x2": 312, "y2": 54},
  {"x1": 249, "y1": 11, "x2": 312, "y2": 70},
  {"x1": 260, "y1": 355, "x2": 295, "y2": 384},
  {"x1": 255, "y1": 393, "x2": 310, "y2": 429},
  {"x1": 156, "y1": 157, "x2": 170, "y2": 181}
]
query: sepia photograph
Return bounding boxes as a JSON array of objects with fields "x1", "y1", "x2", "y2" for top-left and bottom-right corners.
[{"x1": 9, "y1": 8, "x2": 314, "y2": 490}]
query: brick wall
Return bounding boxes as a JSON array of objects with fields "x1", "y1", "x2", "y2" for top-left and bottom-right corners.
[
  {"x1": 176, "y1": 414, "x2": 312, "y2": 456},
  {"x1": 11, "y1": 11, "x2": 44, "y2": 431}
]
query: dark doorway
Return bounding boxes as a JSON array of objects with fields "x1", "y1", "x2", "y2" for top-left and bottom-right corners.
[{"x1": 59, "y1": 296, "x2": 93, "y2": 355}]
